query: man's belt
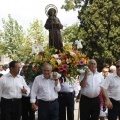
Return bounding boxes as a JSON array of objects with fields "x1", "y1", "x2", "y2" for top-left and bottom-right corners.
[
  {"x1": 58, "y1": 92, "x2": 74, "y2": 95},
  {"x1": 1, "y1": 97, "x2": 21, "y2": 102},
  {"x1": 81, "y1": 94, "x2": 99, "y2": 99},
  {"x1": 110, "y1": 98, "x2": 120, "y2": 103},
  {"x1": 38, "y1": 99, "x2": 58, "y2": 103}
]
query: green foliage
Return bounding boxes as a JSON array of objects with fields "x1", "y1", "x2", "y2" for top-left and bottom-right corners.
[
  {"x1": 61, "y1": 0, "x2": 81, "y2": 11},
  {"x1": 62, "y1": 0, "x2": 120, "y2": 70},
  {"x1": 0, "y1": 16, "x2": 47, "y2": 63},
  {"x1": 61, "y1": 0, "x2": 94, "y2": 11},
  {"x1": 1, "y1": 14, "x2": 32, "y2": 62},
  {"x1": 0, "y1": 30, "x2": 4, "y2": 56},
  {"x1": 27, "y1": 19, "x2": 47, "y2": 44},
  {"x1": 78, "y1": 0, "x2": 120, "y2": 70},
  {"x1": 62, "y1": 23, "x2": 79, "y2": 42}
]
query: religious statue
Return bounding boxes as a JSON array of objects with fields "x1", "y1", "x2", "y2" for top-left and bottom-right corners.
[{"x1": 44, "y1": 5, "x2": 63, "y2": 52}]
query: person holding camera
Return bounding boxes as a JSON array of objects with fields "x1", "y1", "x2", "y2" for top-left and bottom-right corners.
[{"x1": 30, "y1": 63, "x2": 61, "y2": 120}]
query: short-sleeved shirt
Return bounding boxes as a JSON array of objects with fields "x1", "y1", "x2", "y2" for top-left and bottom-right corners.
[
  {"x1": 101, "y1": 72, "x2": 120, "y2": 101},
  {"x1": 80, "y1": 71, "x2": 102, "y2": 98},
  {"x1": 30, "y1": 74, "x2": 61, "y2": 103}
]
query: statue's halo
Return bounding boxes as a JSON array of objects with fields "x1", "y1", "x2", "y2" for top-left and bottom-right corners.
[{"x1": 45, "y1": 4, "x2": 58, "y2": 16}]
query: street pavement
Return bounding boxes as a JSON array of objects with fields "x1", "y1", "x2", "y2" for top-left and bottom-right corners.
[{"x1": 74, "y1": 102, "x2": 80, "y2": 120}]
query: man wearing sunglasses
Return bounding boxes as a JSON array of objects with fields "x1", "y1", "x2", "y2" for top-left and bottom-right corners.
[{"x1": 101, "y1": 60, "x2": 120, "y2": 120}]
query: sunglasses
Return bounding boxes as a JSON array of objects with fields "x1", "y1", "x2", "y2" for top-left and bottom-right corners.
[{"x1": 116, "y1": 65, "x2": 120, "y2": 68}]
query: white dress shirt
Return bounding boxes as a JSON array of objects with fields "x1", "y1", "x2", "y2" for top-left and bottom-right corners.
[
  {"x1": 59, "y1": 78, "x2": 79, "y2": 97},
  {"x1": 101, "y1": 72, "x2": 120, "y2": 101},
  {"x1": 0, "y1": 73, "x2": 30, "y2": 101},
  {"x1": 30, "y1": 74, "x2": 61, "y2": 103},
  {"x1": 80, "y1": 71, "x2": 102, "y2": 98}
]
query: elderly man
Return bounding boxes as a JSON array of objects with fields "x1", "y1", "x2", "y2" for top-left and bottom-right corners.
[
  {"x1": 30, "y1": 63, "x2": 61, "y2": 120},
  {"x1": 101, "y1": 60, "x2": 120, "y2": 120},
  {"x1": 110, "y1": 65, "x2": 116, "y2": 73},
  {"x1": 79, "y1": 59, "x2": 103, "y2": 120},
  {"x1": 0, "y1": 61, "x2": 30, "y2": 120}
]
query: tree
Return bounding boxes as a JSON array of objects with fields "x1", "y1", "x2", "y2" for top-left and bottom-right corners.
[
  {"x1": 78, "y1": 0, "x2": 120, "y2": 70},
  {"x1": 2, "y1": 14, "x2": 32, "y2": 62},
  {"x1": 61, "y1": 0, "x2": 81, "y2": 11},
  {"x1": 62, "y1": 0, "x2": 120, "y2": 70},
  {"x1": 0, "y1": 30, "x2": 6, "y2": 60},
  {"x1": 61, "y1": 0, "x2": 93, "y2": 11},
  {"x1": 27, "y1": 19, "x2": 47, "y2": 45},
  {"x1": 62, "y1": 23, "x2": 79, "y2": 43}
]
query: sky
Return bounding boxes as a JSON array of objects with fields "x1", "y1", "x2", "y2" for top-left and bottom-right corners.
[{"x1": 0, "y1": 0, "x2": 79, "y2": 30}]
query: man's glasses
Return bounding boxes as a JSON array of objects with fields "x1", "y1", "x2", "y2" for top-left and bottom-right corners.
[{"x1": 116, "y1": 65, "x2": 120, "y2": 68}]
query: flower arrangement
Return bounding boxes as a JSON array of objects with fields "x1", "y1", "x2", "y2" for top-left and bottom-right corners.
[{"x1": 25, "y1": 43, "x2": 89, "y2": 83}]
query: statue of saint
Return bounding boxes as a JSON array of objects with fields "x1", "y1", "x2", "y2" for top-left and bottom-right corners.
[{"x1": 44, "y1": 8, "x2": 63, "y2": 52}]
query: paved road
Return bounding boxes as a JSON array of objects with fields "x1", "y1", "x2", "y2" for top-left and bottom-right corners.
[{"x1": 74, "y1": 102, "x2": 80, "y2": 120}]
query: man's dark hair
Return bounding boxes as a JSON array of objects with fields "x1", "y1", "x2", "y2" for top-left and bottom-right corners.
[
  {"x1": 20, "y1": 65, "x2": 28, "y2": 76},
  {"x1": 9, "y1": 61, "x2": 19, "y2": 69},
  {"x1": 22, "y1": 65, "x2": 28, "y2": 69}
]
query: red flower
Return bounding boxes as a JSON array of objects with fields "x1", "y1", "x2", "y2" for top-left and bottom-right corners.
[
  {"x1": 58, "y1": 68, "x2": 63, "y2": 73},
  {"x1": 79, "y1": 60, "x2": 84, "y2": 65},
  {"x1": 38, "y1": 52, "x2": 43, "y2": 56},
  {"x1": 72, "y1": 46, "x2": 76, "y2": 51},
  {"x1": 63, "y1": 71, "x2": 68, "y2": 77},
  {"x1": 59, "y1": 78, "x2": 63, "y2": 83},
  {"x1": 32, "y1": 65, "x2": 38, "y2": 71},
  {"x1": 58, "y1": 54, "x2": 62, "y2": 58},
  {"x1": 62, "y1": 64, "x2": 68, "y2": 71}
]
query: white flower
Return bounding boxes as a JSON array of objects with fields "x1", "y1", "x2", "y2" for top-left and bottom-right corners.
[
  {"x1": 64, "y1": 42, "x2": 73, "y2": 46},
  {"x1": 77, "y1": 69, "x2": 85, "y2": 74},
  {"x1": 75, "y1": 39, "x2": 83, "y2": 49},
  {"x1": 53, "y1": 54, "x2": 59, "y2": 58},
  {"x1": 31, "y1": 45, "x2": 36, "y2": 54},
  {"x1": 38, "y1": 44, "x2": 44, "y2": 52},
  {"x1": 32, "y1": 64, "x2": 35, "y2": 67},
  {"x1": 56, "y1": 59, "x2": 61, "y2": 65},
  {"x1": 70, "y1": 52, "x2": 76, "y2": 56}
]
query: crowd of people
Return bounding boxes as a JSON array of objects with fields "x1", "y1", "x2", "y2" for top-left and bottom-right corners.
[{"x1": 0, "y1": 59, "x2": 120, "y2": 120}]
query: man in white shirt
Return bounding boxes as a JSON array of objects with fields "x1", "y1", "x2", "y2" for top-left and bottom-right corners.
[
  {"x1": 110, "y1": 65, "x2": 116, "y2": 73},
  {"x1": 0, "y1": 61, "x2": 30, "y2": 120},
  {"x1": 30, "y1": 63, "x2": 61, "y2": 120},
  {"x1": 79, "y1": 59, "x2": 102, "y2": 120},
  {"x1": 101, "y1": 60, "x2": 120, "y2": 120},
  {"x1": 58, "y1": 75, "x2": 79, "y2": 120}
]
